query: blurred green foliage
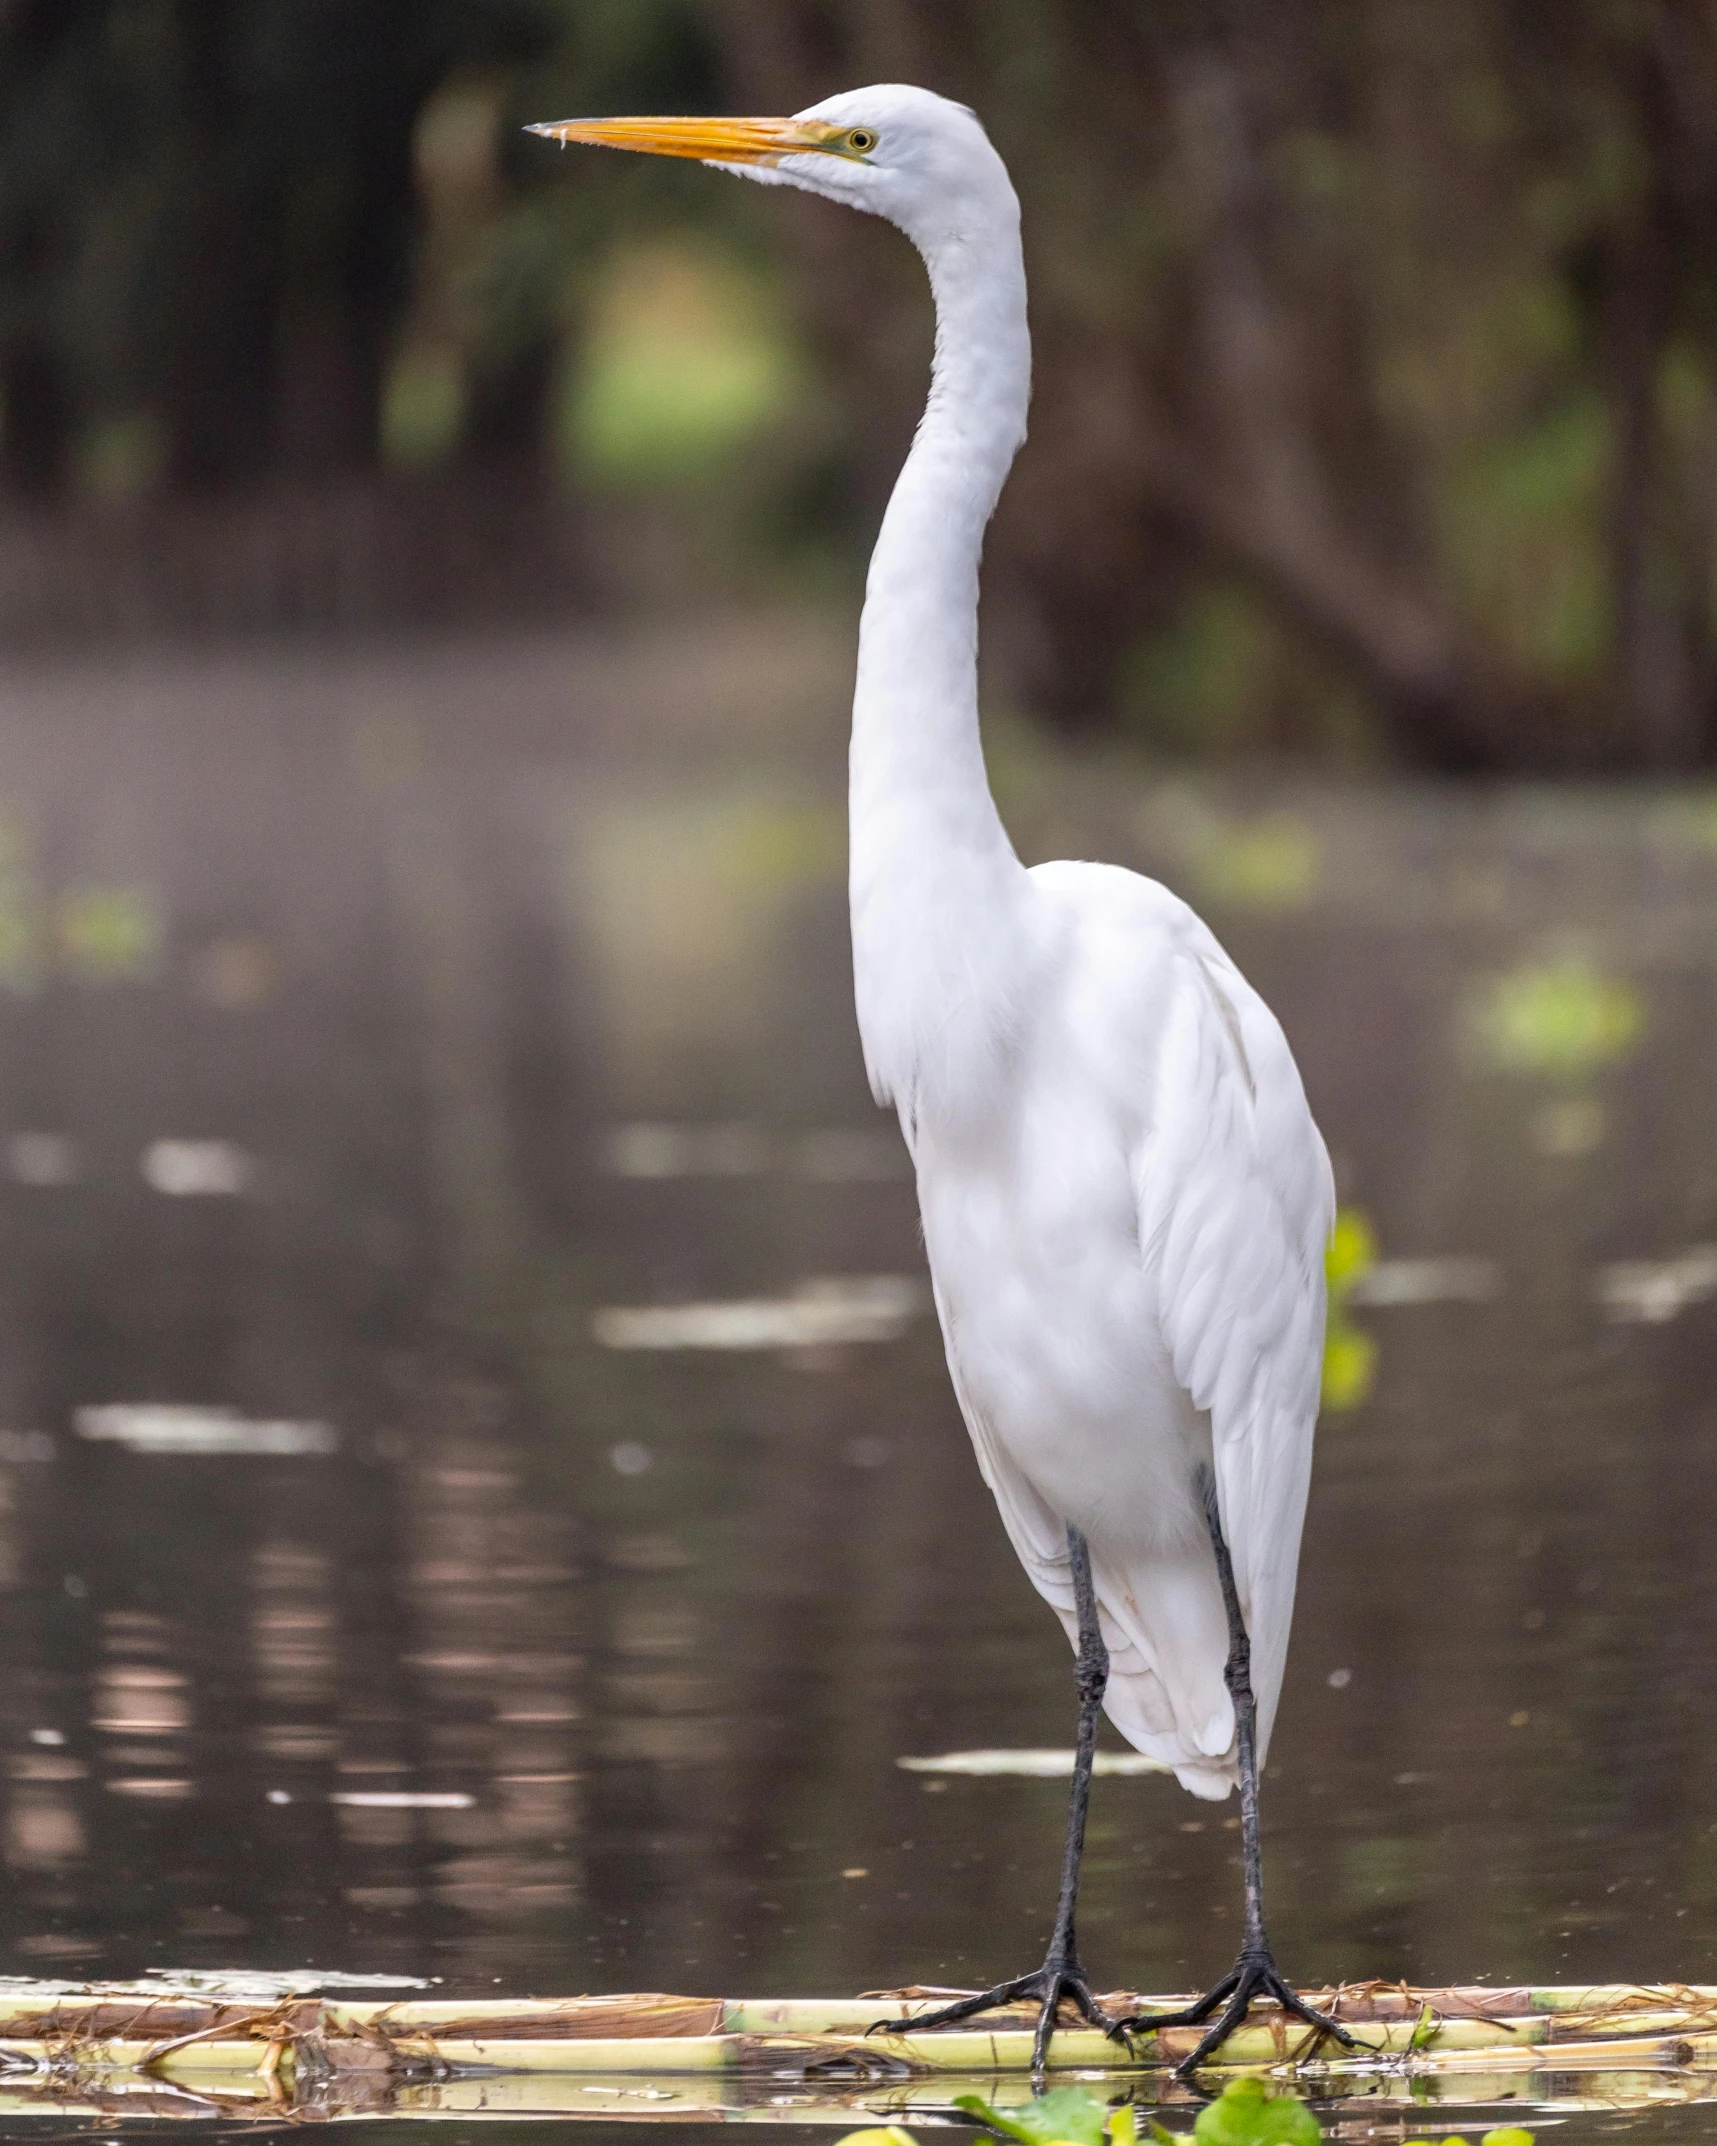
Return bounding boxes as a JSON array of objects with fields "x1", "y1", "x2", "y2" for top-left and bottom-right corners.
[
  {"x1": 566, "y1": 242, "x2": 803, "y2": 485},
  {"x1": 1121, "y1": 588, "x2": 1281, "y2": 759},
  {"x1": 55, "y1": 884, "x2": 163, "y2": 983},
  {"x1": 1326, "y1": 1208, "x2": 1379, "y2": 1297},
  {"x1": 1323, "y1": 1206, "x2": 1379, "y2": 1414},
  {"x1": 1187, "y1": 813, "x2": 1323, "y2": 913},
  {"x1": 1472, "y1": 956, "x2": 1646, "y2": 1079},
  {"x1": 5, "y1": 1, "x2": 1717, "y2": 769},
  {"x1": 0, "y1": 804, "x2": 162, "y2": 992},
  {"x1": 0, "y1": 0, "x2": 724, "y2": 493}
]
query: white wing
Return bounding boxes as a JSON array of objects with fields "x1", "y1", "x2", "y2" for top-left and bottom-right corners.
[
  {"x1": 1136, "y1": 920, "x2": 1333, "y2": 1776},
  {"x1": 927, "y1": 863, "x2": 1331, "y2": 1799}
]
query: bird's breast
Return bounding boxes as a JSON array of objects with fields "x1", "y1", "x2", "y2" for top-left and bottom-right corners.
[{"x1": 913, "y1": 1107, "x2": 1204, "y2": 1544}]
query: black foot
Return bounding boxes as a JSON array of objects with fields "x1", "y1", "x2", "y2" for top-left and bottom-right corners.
[
  {"x1": 873, "y1": 1956, "x2": 1117, "y2": 2074},
  {"x1": 1115, "y1": 1949, "x2": 1354, "y2": 2074}
]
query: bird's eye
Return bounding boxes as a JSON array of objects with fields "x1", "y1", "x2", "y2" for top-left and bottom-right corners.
[{"x1": 845, "y1": 127, "x2": 878, "y2": 155}]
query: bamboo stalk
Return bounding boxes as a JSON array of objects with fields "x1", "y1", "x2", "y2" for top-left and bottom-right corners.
[{"x1": 0, "y1": 1980, "x2": 1709, "y2": 2112}]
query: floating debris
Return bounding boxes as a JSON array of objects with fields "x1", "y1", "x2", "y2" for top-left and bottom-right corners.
[
  {"x1": 897, "y1": 1750, "x2": 1172, "y2": 1778},
  {"x1": 1596, "y1": 1246, "x2": 1717, "y2": 1325},
  {"x1": 593, "y1": 1276, "x2": 928, "y2": 1351},
  {"x1": 0, "y1": 1980, "x2": 1699, "y2": 2119},
  {"x1": 139, "y1": 1969, "x2": 432, "y2": 1996},
  {"x1": 73, "y1": 1407, "x2": 337, "y2": 1458},
  {"x1": 141, "y1": 1139, "x2": 254, "y2": 1197}
]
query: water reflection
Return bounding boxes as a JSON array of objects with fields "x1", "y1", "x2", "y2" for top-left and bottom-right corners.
[
  {"x1": 604, "y1": 1121, "x2": 908, "y2": 1183},
  {"x1": 0, "y1": 623, "x2": 1705, "y2": 2056}
]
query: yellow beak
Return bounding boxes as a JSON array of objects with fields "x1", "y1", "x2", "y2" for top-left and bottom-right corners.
[{"x1": 525, "y1": 115, "x2": 843, "y2": 165}]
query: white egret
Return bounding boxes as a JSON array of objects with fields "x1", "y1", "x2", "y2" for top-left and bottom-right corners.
[{"x1": 530, "y1": 85, "x2": 1349, "y2": 2076}]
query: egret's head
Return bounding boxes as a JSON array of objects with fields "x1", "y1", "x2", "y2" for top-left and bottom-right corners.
[{"x1": 527, "y1": 83, "x2": 1016, "y2": 256}]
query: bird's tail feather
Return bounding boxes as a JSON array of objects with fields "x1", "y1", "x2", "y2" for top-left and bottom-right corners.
[
  {"x1": 950, "y1": 1367, "x2": 1243, "y2": 1792},
  {"x1": 1080, "y1": 1534, "x2": 1238, "y2": 1793}
]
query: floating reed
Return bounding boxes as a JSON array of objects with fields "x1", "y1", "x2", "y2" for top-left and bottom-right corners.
[{"x1": 0, "y1": 1982, "x2": 1713, "y2": 2121}]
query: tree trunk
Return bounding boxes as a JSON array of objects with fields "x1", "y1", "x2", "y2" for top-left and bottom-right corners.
[{"x1": 0, "y1": 337, "x2": 73, "y2": 500}]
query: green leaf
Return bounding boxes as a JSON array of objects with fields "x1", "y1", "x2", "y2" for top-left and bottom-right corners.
[
  {"x1": 1320, "y1": 1311, "x2": 1378, "y2": 1411},
  {"x1": 1192, "y1": 2077, "x2": 1320, "y2": 2146},
  {"x1": 1325, "y1": 1206, "x2": 1378, "y2": 1296},
  {"x1": 951, "y1": 2089, "x2": 1112, "y2": 2146},
  {"x1": 952, "y1": 2095, "x2": 1037, "y2": 2144}
]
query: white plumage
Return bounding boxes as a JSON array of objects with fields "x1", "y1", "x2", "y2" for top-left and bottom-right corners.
[
  {"x1": 534, "y1": 80, "x2": 1340, "y2": 2067},
  {"x1": 806, "y1": 85, "x2": 1332, "y2": 1800},
  {"x1": 921, "y1": 863, "x2": 1331, "y2": 1799}
]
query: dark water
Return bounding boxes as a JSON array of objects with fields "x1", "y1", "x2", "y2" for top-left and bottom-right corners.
[{"x1": 0, "y1": 617, "x2": 1712, "y2": 2130}]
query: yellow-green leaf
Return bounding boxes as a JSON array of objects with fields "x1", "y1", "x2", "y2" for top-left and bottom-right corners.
[
  {"x1": 1326, "y1": 1206, "x2": 1378, "y2": 1296},
  {"x1": 1193, "y1": 2076, "x2": 1320, "y2": 2146}
]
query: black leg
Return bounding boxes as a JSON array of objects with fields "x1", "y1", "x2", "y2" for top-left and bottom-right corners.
[
  {"x1": 1113, "y1": 1466, "x2": 1353, "y2": 2074},
  {"x1": 872, "y1": 1525, "x2": 1117, "y2": 2073}
]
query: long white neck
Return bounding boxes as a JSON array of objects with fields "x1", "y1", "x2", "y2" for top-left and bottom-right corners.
[{"x1": 849, "y1": 207, "x2": 1033, "y2": 1125}]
